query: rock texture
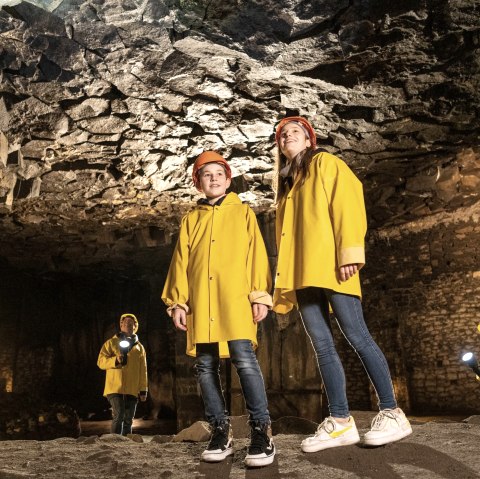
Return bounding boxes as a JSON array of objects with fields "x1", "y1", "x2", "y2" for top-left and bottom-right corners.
[
  {"x1": 0, "y1": 0, "x2": 479, "y2": 275},
  {"x1": 0, "y1": 393, "x2": 80, "y2": 440}
]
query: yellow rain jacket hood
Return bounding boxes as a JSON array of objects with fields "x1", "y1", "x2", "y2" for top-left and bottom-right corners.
[
  {"x1": 162, "y1": 192, "x2": 272, "y2": 358},
  {"x1": 274, "y1": 152, "x2": 367, "y2": 314}
]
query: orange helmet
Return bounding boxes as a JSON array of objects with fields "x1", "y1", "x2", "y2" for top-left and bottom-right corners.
[
  {"x1": 275, "y1": 116, "x2": 317, "y2": 149},
  {"x1": 192, "y1": 151, "x2": 232, "y2": 190}
]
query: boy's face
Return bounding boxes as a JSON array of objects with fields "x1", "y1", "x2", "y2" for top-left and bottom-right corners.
[
  {"x1": 120, "y1": 316, "x2": 135, "y2": 336},
  {"x1": 198, "y1": 163, "x2": 231, "y2": 201}
]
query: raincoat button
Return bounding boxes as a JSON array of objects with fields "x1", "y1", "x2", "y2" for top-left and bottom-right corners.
[
  {"x1": 209, "y1": 276, "x2": 213, "y2": 280},
  {"x1": 281, "y1": 232, "x2": 285, "y2": 236},
  {"x1": 276, "y1": 272, "x2": 280, "y2": 276},
  {"x1": 210, "y1": 317, "x2": 214, "y2": 321}
]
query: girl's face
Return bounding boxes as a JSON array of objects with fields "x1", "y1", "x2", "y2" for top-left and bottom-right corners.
[{"x1": 278, "y1": 123, "x2": 311, "y2": 161}]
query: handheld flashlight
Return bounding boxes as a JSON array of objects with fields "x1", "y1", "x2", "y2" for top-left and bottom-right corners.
[
  {"x1": 462, "y1": 352, "x2": 480, "y2": 378},
  {"x1": 119, "y1": 339, "x2": 131, "y2": 366}
]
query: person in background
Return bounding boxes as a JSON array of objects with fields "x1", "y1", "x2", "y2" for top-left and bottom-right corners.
[
  {"x1": 97, "y1": 313, "x2": 148, "y2": 435},
  {"x1": 272, "y1": 116, "x2": 412, "y2": 452},
  {"x1": 162, "y1": 151, "x2": 275, "y2": 467}
]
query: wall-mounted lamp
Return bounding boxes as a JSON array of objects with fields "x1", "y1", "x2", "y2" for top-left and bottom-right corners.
[{"x1": 462, "y1": 352, "x2": 480, "y2": 379}]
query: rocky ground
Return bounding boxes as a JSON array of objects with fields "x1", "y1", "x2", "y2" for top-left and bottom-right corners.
[{"x1": 0, "y1": 412, "x2": 479, "y2": 479}]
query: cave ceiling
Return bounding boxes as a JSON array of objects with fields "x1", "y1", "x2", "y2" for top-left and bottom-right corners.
[{"x1": 0, "y1": 0, "x2": 479, "y2": 278}]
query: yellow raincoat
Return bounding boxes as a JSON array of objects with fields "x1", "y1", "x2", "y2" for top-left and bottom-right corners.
[
  {"x1": 162, "y1": 192, "x2": 272, "y2": 358},
  {"x1": 97, "y1": 334, "x2": 148, "y2": 397},
  {"x1": 273, "y1": 152, "x2": 367, "y2": 314}
]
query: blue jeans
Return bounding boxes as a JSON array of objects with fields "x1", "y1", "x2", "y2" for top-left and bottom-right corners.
[
  {"x1": 195, "y1": 340, "x2": 270, "y2": 426},
  {"x1": 107, "y1": 394, "x2": 138, "y2": 435},
  {"x1": 296, "y1": 287, "x2": 397, "y2": 418}
]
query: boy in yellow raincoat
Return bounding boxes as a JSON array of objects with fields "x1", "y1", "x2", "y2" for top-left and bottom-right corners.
[
  {"x1": 162, "y1": 151, "x2": 275, "y2": 467},
  {"x1": 97, "y1": 313, "x2": 148, "y2": 436}
]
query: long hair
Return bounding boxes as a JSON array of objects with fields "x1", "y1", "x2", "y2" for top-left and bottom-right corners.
[{"x1": 274, "y1": 145, "x2": 318, "y2": 205}]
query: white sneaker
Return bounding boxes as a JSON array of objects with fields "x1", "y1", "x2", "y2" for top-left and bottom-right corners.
[
  {"x1": 244, "y1": 424, "x2": 275, "y2": 467},
  {"x1": 363, "y1": 409, "x2": 412, "y2": 446},
  {"x1": 201, "y1": 423, "x2": 234, "y2": 462},
  {"x1": 301, "y1": 416, "x2": 360, "y2": 453}
]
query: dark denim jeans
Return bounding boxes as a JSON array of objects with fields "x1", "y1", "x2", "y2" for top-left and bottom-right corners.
[
  {"x1": 296, "y1": 287, "x2": 397, "y2": 418},
  {"x1": 195, "y1": 340, "x2": 270, "y2": 426},
  {"x1": 107, "y1": 394, "x2": 138, "y2": 435}
]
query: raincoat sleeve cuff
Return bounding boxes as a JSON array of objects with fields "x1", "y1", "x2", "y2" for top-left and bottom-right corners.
[
  {"x1": 248, "y1": 291, "x2": 273, "y2": 308},
  {"x1": 166, "y1": 302, "x2": 190, "y2": 317},
  {"x1": 338, "y1": 246, "x2": 365, "y2": 269}
]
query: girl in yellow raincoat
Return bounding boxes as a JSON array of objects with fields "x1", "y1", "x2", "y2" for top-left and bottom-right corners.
[
  {"x1": 162, "y1": 151, "x2": 275, "y2": 467},
  {"x1": 273, "y1": 117, "x2": 412, "y2": 452}
]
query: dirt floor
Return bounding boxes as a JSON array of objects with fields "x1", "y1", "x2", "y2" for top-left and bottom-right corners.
[{"x1": 0, "y1": 412, "x2": 479, "y2": 479}]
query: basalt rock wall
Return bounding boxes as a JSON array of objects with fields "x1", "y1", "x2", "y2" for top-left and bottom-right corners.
[{"x1": 0, "y1": 0, "x2": 479, "y2": 275}]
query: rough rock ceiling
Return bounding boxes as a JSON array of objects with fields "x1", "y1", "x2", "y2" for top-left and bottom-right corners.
[{"x1": 0, "y1": 0, "x2": 479, "y2": 277}]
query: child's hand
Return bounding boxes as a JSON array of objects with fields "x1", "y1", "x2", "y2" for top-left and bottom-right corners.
[
  {"x1": 339, "y1": 263, "x2": 359, "y2": 282},
  {"x1": 252, "y1": 303, "x2": 268, "y2": 323},
  {"x1": 172, "y1": 308, "x2": 187, "y2": 331}
]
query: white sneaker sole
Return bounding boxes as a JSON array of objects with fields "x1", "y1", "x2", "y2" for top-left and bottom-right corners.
[
  {"x1": 244, "y1": 450, "x2": 275, "y2": 467},
  {"x1": 201, "y1": 447, "x2": 234, "y2": 462},
  {"x1": 301, "y1": 432, "x2": 360, "y2": 453},
  {"x1": 363, "y1": 424, "x2": 413, "y2": 447}
]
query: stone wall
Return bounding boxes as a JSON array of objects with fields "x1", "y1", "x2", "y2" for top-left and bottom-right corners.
[
  {"x1": 0, "y1": 290, "x2": 15, "y2": 393},
  {"x1": 172, "y1": 331, "x2": 202, "y2": 431},
  {"x1": 362, "y1": 203, "x2": 480, "y2": 413}
]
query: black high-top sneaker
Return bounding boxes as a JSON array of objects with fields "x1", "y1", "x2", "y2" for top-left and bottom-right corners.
[
  {"x1": 244, "y1": 422, "x2": 275, "y2": 467},
  {"x1": 201, "y1": 421, "x2": 233, "y2": 462}
]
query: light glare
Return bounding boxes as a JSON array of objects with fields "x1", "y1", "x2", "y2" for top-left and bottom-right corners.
[{"x1": 462, "y1": 352, "x2": 473, "y2": 362}]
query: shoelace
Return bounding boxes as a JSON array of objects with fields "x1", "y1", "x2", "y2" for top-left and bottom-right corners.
[
  {"x1": 315, "y1": 417, "x2": 337, "y2": 436},
  {"x1": 370, "y1": 409, "x2": 398, "y2": 430},
  {"x1": 249, "y1": 427, "x2": 270, "y2": 453},
  {"x1": 208, "y1": 426, "x2": 228, "y2": 449}
]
